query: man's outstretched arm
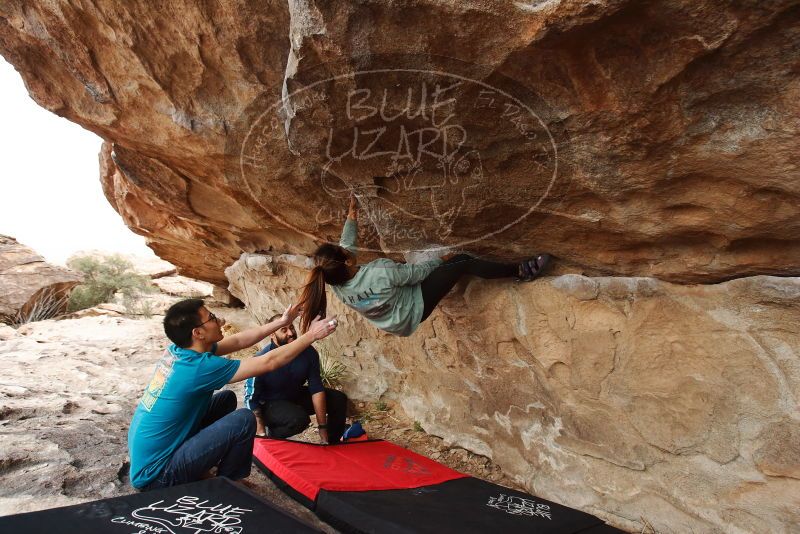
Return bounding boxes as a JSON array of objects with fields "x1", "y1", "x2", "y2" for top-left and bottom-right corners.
[
  {"x1": 216, "y1": 303, "x2": 301, "y2": 356},
  {"x1": 228, "y1": 315, "x2": 337, "y2": 383}
]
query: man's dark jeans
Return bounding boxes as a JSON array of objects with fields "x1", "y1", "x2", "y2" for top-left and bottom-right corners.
[
  {"x1": 142, "y1": 390, "x2": 256, "y2": 491},
  {"x1": 261, "y1": 387, "x2": 348, "y2": 443}
]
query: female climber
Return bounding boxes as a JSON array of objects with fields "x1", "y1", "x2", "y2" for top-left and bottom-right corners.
[{"x1": 297, "y1": 196, "x2": 551, "y2": 337}]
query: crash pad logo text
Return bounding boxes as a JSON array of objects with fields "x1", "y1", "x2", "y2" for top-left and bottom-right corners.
[
  {"x1": 110, "y1": 495, "x2": 252, "y2": 534},
  {"x1": 487, "y1": 493, "x2": 552, "y2": 520}
]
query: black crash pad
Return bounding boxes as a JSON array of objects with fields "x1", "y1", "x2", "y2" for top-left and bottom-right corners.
[{"x1": 0, "y1": 477, "x2": 318, "y2": 533}]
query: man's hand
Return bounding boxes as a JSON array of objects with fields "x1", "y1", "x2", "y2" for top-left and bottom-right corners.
[
  {"x1": 347, "y1": 194, "x2": 358, "y2": 220},
  {"x1": 280, "y1": 302, "x2": 303, "y2": 327},
  {"x1": 217, "y1": 303, "x2": 302, "y2": 356},
  {"x1": 229, "y1": 322, "x2": 332, "y2": 383},
  {"x1": 318, "y1": 427, "x2": 330, "y2": 444},
  {"x1": 307, "y1": 315, "x2": 338, "y2": 341}
]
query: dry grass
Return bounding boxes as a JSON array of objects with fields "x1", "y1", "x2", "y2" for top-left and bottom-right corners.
[
  {"x1": 319, "y1": 351, "x2": 347, "y2": 388},
  {"x1": 8, "y1": 288, "x2": 68, "y2": 327}
]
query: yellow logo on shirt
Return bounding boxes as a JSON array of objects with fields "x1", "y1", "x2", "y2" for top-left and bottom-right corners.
[{"x1": 140, "y1": 350, "x2": 176, "y2": 411}]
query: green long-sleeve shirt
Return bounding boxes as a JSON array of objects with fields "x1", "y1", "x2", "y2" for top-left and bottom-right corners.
[{"x1": 331, "y1": 219, "x2": 442, "y2": 336}]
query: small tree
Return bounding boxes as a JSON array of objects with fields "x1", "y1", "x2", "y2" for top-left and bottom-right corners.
[{"x1": 67, "y1": 254, "x2": 154, "y2": 313}]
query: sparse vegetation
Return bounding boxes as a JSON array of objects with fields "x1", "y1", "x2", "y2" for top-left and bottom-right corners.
[
  {"x1": 413, "y1": 420, "x2": 424, "y2": 432},
  {"x1": 125, "y1": 298, "x2": 155, "y2": 319},
  {"x1": 358, "y1": 407, "x2": 377, "y2": 423},
  {"x1": 375, "y1": 400, "x2": 388, "y2": 411},
  {"x1": 66, "y1": 254, "x2": 154, "y2": 314},
  {"x1": 8, "y1": 287, "x2": 68, "y2": 326},
  {"x1": 319, "y1": 350, "x2": 348, "y2": 388}
]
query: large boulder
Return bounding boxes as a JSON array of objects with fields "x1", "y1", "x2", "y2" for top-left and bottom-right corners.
[
  {"x1": 0, "y1": 1, "x2": 797, "y2": 283},
  {"x1": 0, "y1": 235, "x2": 82, "y2": 324},
  {"x1": 151, "y1": 275, "x2": 213, "y2": 298},
  {"x1": 226, "y1": 253, "x2": 800, "y2": 533}
]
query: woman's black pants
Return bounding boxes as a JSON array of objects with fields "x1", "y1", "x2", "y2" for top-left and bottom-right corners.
[{"x1": 419, "y1": 254, "x2": 517, "y2": 322}]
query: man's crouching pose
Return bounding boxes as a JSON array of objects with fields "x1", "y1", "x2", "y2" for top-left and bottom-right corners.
[
  {"x1": 127, "y1": 299, "x2": 336, "y2": 491},
  {"x1": 244, "y1": 315, "x2": 348, "y2": 444}
]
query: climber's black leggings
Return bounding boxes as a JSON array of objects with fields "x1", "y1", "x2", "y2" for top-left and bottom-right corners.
[{"x1": 419, "y1": 254, "x2": 517, "y2": 322}]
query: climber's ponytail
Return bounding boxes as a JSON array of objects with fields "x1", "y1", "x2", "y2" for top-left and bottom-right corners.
[
  {"x1": 299, "y1": 243, "x2": 352, "y2": 333},
  {"x1": 299, "y1": 266, "x2": 327, "y2": 334}
]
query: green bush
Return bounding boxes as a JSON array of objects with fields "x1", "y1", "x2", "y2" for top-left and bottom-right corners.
[{"x1": 66, "y1": 254, "x2": 154, "y2": 313}]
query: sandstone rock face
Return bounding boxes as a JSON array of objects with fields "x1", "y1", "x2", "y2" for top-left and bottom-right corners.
[
  {"x1": 0, "y1": 235, "x2": 82, "y2": 323},
  {"x1": 151, "y1": 275, "x2": 213, "y2": 298},
  {"x1": 227, "y1": 254, "x2": 800, "y2": 533},
  {"x1": 0, "y1": 1, "x2": 798, "y2": 282}
]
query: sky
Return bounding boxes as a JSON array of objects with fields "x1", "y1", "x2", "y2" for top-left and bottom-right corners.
[{"x1": 0, "y1": 56, "x2": 154, "y2": 266}]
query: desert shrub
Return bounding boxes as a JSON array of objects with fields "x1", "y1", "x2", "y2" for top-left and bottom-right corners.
[
  {"x1": 317, "y1": 344, "x2": 348, "y2": 388},
  {"x1": 67, "y1": 254, "x2": 154, "y2": 312},
  {"x1": 8, "y1": 287, "x2": 68, "y2": 326},
  {"x1": 124, "y1": 297, "x2": 155, "y2": 319}
]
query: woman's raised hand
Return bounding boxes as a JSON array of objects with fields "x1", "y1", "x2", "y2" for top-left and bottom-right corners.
[
  {"x1": 347, "y1": 194, "x2": 358, "y2": 220},
  {"x1": 308, "y1": 314, "x2": 338, "y2": 341}
]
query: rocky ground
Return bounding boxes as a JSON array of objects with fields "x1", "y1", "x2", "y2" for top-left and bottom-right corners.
[
  {"x1": 0, "y1": 304, "x2": 525, "y2": 533},
  {"x1": 0, "y1": 315, "x2": 163, "y2": 516}
]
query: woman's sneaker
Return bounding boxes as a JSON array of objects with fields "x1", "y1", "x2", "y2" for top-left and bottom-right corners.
[{"x1": 517, "y1": 254, "x2": 552, "y2": 282}]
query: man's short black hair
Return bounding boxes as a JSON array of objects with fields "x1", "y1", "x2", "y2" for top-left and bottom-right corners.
[
  {"x1": 268, "y1": 313, "x2": 282, "y2": 323},
  {"x1": 164, "y1": 299, "x2": 204, "y2": 348}
]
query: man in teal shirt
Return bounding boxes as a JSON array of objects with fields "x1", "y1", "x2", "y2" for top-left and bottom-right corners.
[{"x1": 128, "y1": 298, "x2": 337, "y2": 490}]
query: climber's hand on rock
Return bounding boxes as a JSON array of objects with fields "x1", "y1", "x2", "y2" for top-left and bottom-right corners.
[{"x1": 348, "y1": 194, "x2": 358, "y2": 220}]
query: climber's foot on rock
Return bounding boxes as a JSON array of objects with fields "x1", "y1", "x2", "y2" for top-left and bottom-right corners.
[{"x1": 517, "y1": 254, "x2": 551, "y2": 282}]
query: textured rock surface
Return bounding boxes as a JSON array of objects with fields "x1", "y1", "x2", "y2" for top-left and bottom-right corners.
[
  {"x1": 0, "y1": 316, "x2": 162, "y2": 515},
  {"x1": 151, "y1": 274, "x2": 213, "y2": 298},
  {"x1": 0, "y1": 235, "x2": 82, "y2": 323},
  {"x1": 0, "y1": 1, "x2": 798, "y2": 282},
  {"x1": 227, "y1": 254, "x2": 800, "y2": 533}
]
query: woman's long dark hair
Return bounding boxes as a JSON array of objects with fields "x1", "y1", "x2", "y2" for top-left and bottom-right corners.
[{"x1": 299, "y1": 244, "x2": 352, "y2": 333}]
